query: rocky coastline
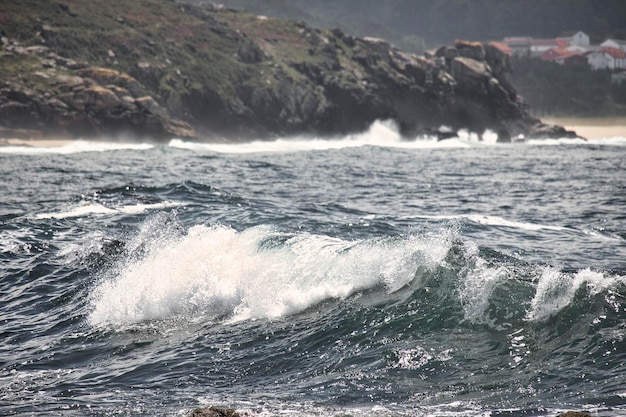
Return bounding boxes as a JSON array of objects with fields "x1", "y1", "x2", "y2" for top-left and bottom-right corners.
[{"x1": 0, "y1": 0, "x2": 578, "y2": 142}]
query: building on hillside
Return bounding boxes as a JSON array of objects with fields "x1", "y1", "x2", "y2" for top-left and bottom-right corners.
[
  {"x1": 559, "y1": 31, "x2": 590, "y2": 47},
  {"x1": 587, "y1": 47, "x2": 626, "y2": 70},
  {"x1": 588, "y1": 50, "x2": 611, "y2": 69},
  {"x1": 600, "y1": 39, "x2": 626, "y2": 52},
  {"x1": 566, "y1": 43, "x2": 593, "y2": 53},
  {"x1": 529, "y1": 39, "x2": 568, "y2": 57},
  {"x1": 541, "y1": 48, "x2": 586, "y2": 65},
  {"x1": 488, "y1": 41, "x2": 512, "y2": 56},
  {"x1": 503, "y1": 37, "x2": 531, "y2": 56}
]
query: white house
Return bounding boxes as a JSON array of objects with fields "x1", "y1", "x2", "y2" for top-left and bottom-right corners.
[
  {"x1": 587, "y1": 50, "x2": 611, "y2": 70},
  {"x1": 559, "y1": 31, "x2": 590, "y2": 47},
  {"x1": 529, "y1": 39, "x2": 567, "y2": 57},
  {"x1": 601, "y1": 39, "x2": 626, "y2": 52},
  {"x1": 587, "y1": 48, "x2": 626, "y2": 70},
  {"x1": 570, "y1": 31, "x2": 590, "y2": 47}
]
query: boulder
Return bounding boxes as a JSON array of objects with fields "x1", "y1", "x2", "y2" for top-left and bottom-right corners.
[
  {"x1": 450, "y1": 56, "x2": 491, "y2": 94},
  {"x1": 455, "y1": 40, "x2": 486, "y2": 61},
  {"x1": 83, "y1": 86, "x2": 121, "y2": 110},
  {"x1": 529, "y1": 122, "x2": 581, "y2": 139},
  {"x1": 189, "y1": 407, "x2": 243, "y2": 417}
]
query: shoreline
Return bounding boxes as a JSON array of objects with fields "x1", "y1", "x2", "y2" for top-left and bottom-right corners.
[
  {"x1": 0, "y1": 138, "x2": 76, "y2": 147},
  {"x1": 543, "y1": 117, "x2": 626, "y2": 140},
  {"x1": 1, "y1": 117, "x2": 625, "y2": 147}
]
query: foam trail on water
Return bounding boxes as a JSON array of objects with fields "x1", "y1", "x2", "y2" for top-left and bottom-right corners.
[
  {"x1": 0, "y1": 140, "x2": 154, "y2": 154},
  {"x1": 35, "y1": 201, "x2": 182, "y2": 219},
  {"x1": 88, "y1": 223, "x2": 453, "y2": 329}
]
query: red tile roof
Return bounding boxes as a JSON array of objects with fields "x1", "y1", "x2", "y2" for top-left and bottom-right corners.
[
  {"x1": 601, "y1": 47, "x2": 626, "y2": 59},
  {"x1": 488, "y1": 41, "x2": 512, "y2": 56},
  {"x1": 530, "y1": 38, "x2": 560, "y2": 47},
  {"x1": 541, "y1": 48, "x2": 583, "y2": 61},
  {"x1": 555, "y1": 39, "x2": 570, "y2": 48}
]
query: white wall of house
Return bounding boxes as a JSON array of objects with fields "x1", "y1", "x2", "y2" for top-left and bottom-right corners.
[
  {"x1": 570, "y1": 31, "x2": 590, "y2": 47},
  {"x1": 601, "y1": 39, "x2": 621, "y2": 49},
  {"x1": 566, "y1": 44, "x2": 590, "y2": 53},
  {"x1": 588, "y1": 52, "x2": 611, "y2": 70},
  {"x1": 530, "y1": 45, "x2": 555, "y2": 56},
  {"x1": 601, "y1": 39, "x2": 626, "y2": 52}
]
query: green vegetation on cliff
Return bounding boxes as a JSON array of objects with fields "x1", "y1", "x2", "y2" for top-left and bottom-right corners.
[
  {"x1": 510, "y1": 57, "x2": 626, "y2": 117},
  {"x1": 196, "y1": 0, "x2": 626, "y2": 47},
  {"x1": 0, "y1": 0, "x2": 574, "y2": 141}
]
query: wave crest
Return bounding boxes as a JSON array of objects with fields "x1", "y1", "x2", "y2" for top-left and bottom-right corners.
[{"x1": 88, "y1": 221, "x2": 453, "y2": 329}]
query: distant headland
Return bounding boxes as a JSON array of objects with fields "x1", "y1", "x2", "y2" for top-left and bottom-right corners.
[{"x1": 0, "y1": 0, "x2": 578, "y2": 142}]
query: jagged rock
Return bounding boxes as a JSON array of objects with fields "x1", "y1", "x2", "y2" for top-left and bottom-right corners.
[
  {"x1": 455, "y1": 40, "x2": 486, "y2": 61},
  {"x1": 450, "y1": 56, "x2": 491, "y2": 94},
  {"x1": 529, "y1": 122, "x2": 581, "y2": 139},
  {"x1": 54, "y1": 75, "x2": 86, "y2": 92},
  {"x1": 557, "y1": 412, "x2": 592, "y2": 417},
  {"x1": 83, "y1": 86, "x2": 120, "y2": 110},
  {"x1": 189, "y1": 407, "x2": 243, "y2": 417},
  {"x1": 135, "y1": 96, "x2": 163, "y2": 116},
  {"x1": 77, "y1": 67, "x2": 145, "y2": 97},
  {"x1": 237, "y1": 40, "x2": 266, "y2": 63}
]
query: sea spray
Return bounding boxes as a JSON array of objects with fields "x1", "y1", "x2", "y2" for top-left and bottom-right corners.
[
  {"x1": 527, "y1": 267, "x2": 625, "y2": 322},
  {"x1": 88, "y1": 219, "x2": 455, "y2": 329}
]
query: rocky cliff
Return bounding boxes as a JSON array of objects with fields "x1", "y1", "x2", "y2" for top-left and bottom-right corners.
[{"x1": 0, "y1": 0, "x2": 576, "y2": 142}]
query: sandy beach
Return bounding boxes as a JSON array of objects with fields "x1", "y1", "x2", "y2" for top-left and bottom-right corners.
[
  {"x1": 0, "y1": 138, "x2": 75, "y2": 147},
  {"x1": 543, "y1": 117, "x2": 626, "y2": 139}
]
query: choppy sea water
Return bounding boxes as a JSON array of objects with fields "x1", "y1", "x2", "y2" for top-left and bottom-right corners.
[{"x1": 1, "y1": 122, "x2": 626, "y2": 417}]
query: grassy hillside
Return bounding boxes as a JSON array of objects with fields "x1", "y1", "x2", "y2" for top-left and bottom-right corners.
[{"x1": 202, "y1": 0, "x2": 626, "y2": 47}]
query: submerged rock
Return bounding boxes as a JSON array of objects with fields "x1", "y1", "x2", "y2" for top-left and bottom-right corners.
[{"x1": 189, "y1": 407, "x2": 244, "y2": 417}]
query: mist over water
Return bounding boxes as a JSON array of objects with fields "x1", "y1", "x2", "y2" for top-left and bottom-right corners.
[{"x1": 1, "y1": 125, "x2": 626, "y2": 416}]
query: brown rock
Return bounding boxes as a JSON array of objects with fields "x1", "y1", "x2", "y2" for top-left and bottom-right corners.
[
  {"x1": 83, "y1": 86, "x2": 120, "y2": 110},
  {"x1": 450, "y1": 56, "x2": 491, "y2": 94},
  {"x1": 189, "y1": 406, "x2": 243, "y2": 417},
  {"x1": 455, "y1": 40, "x2": 486, "y2": 61},
  {"x1": 134, "y1": 96, "x2": 163, "y2": 115}
]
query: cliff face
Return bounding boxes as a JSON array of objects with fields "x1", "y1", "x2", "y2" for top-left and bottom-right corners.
[{"x1": 0, "y1": 0, "x2": 574, "y2": 141}]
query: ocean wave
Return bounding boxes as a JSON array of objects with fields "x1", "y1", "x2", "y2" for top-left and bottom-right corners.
[
  {"x1": 87, "y1": 215, "x2": 626, "y2": 333},
  {"x1": 88, "y1": 220, "x2": 454, "y2": 329},
  {"x1": 167, "y1": 120, "x2": 501, "y2": 154},
  {"x1": 35, "y1": 201, "x2": 182, "y2": 220}
]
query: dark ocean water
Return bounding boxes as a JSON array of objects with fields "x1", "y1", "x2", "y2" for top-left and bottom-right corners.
[{"x1": 1, "y1": 122, "x2": 626, "y2": 416}]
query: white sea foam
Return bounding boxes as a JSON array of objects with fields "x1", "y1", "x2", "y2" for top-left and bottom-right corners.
[
  {"x1": 408, "y1": 213, "x2": 568, "y2": 232},
  {"x1": 457, "y1": 240, "x2": 511, "y2": 325},
  {"x1": 88, "y1": 222, "x2": 454, "y2": 329},
  {"x1": 167, "y1": 120, "x2": 501, "y2": 154},
  {"x1": 526, "y1": 267, "x2": 624, "y2": 322},
  {"x1": 0, "y1": 140, "x2": 153, "y2": 155},
  {"x1": 35, "y1": 201, "x2": 181, "y2": 220}
]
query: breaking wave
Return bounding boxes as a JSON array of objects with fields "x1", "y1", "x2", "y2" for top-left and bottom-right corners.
[{"x1": 87, "y1": 214, "x2": 626, "y2": 334}]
